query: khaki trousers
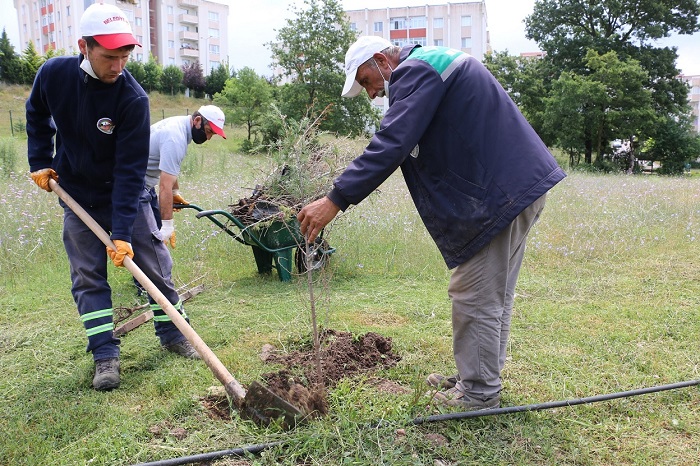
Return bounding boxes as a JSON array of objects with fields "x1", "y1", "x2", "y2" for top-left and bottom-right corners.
[{"x1": 448, "y1": 194, "x2": 547, "y2": 400}]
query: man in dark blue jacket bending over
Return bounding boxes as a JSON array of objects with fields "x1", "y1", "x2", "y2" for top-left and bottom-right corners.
[{"x1": 298, "y1": 36, "x2": 566, "y2": 410}]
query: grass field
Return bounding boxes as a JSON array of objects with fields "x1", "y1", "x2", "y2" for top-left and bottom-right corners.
[{"x1": 0, "y1": 85, "x2": 699, "y2": 465}]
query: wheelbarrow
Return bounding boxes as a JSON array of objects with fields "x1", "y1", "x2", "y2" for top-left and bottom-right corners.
[{"x1": 176, "y1": 203, "x2": 334, "y2": 282}]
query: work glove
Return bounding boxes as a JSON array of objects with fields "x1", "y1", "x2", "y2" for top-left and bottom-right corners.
[
  {"x1": 30, "y1": 168, "x2": 59, "y2": 192},
  {"x1": 106, "y1": 240, "x2": 133, "y2": 267},
  {"x1": 159, "y1": 219, "x2": 176, "y2": 248},
  {"x1": 172, "y1": 189, "x2": 189, "y2": 212}
]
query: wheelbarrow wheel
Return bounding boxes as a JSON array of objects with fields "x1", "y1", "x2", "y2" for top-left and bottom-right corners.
[{"x1": 296, "y1": 238, "x2": 331, "y2": 274}]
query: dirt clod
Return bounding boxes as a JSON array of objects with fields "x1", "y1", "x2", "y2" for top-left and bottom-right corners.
[{"x1": 201, "y1": 329, "x2": 401, "y2": 421}]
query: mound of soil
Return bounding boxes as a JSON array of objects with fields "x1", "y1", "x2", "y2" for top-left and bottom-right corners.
[
  {"x1": 202, "y1": 329, "x2": 401, "y2": 422},
  {"x1": 260, "y1": 329, "x2": 401, "y2": 417}
]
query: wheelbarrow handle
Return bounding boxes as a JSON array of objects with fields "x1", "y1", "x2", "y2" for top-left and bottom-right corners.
[{"x1": 48, "y1": 180, "x2": 247, "y2": 405}]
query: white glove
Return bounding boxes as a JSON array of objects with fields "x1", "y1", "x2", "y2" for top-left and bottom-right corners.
[{"x1": 159, "y1": 219, "x2": 175, "y2": 248}]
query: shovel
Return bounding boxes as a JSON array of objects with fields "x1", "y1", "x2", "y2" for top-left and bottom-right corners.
[{"x1": 49, "y1": 179, "x2": 302, "y2": 427}]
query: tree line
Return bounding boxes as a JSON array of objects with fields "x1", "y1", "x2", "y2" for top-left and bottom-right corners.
[
  {"x1": 2, "y1": 0, "x2": 699, "y2": 173},
  {"x1": 0, "y1": 29, "x2": 232, "y2": 99},
  {"x1": 484, "y1": 0, "x2": 700, "y2": 174}
]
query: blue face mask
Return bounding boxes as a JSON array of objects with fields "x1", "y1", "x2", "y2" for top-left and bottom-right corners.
[{"x1": 374, "y1": 58, "x2": 393, "y2": 99}]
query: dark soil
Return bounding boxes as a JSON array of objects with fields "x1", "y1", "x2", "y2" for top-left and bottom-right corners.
[{"x1": 201, "y1": 329, "x2": 401, "y2": 422}]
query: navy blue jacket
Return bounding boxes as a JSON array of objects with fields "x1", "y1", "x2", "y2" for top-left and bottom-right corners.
[
  {"x1": 328, "y1": 45, "x2": 566, "y2": 268},
  {"x1": 27, "y1": 55, "x2": 150, "y2": 243}
]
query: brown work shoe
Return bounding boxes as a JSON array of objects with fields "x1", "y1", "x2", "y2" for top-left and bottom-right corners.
[
  {"x1": 432, "y1": 387, "x2": 500, "y2": 410},
  {"x1": 93, "y1": 358, "x2": 120, "y2": 391},
  {"x1": 426, "y1": 373, "x2": 459, "y2": 389},
  {"x1": 162, "y1": 340, "x2": 201, "y2": 359}
]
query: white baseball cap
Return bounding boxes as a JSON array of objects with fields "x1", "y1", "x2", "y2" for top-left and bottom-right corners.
[
  {"x1": 342, "y1": 35, "x2": 392, "y2": 98},
  {"x1": 80, "y1": 2, "x2": 141, "y2": 49},
  {"x1": 198, "y1": 105, "x2": 227, "y2": 139}
]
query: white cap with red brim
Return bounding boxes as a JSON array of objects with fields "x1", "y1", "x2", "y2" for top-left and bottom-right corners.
[
  {"x1": 198, "y1": 105, "x2": 227, "y2": 139},
  {"x1": 80, "y1": 2, "x2": 141, "y2": 49}
]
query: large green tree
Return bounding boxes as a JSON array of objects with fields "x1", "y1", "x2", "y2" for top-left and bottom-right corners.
[
  {"x1": 526, "y1": 0, "x2": 699, "y2": 110},
  {"x1": 215, "y1": 66, "x2": 272, "y2": 143},
  {"x1": 542, "y1": 50, "x2": 655, "y2": 168},
  {"x1": 524, "y1": 0, "x2": 700, "y2": 167},
  {"x1": 267, "y1": 0, "x2": 379, "y2": 136},
  {"x1": 0, "y1": 29, "x2": 22, "y2": 84},
  {"x1": 161, "y1": 64, "x2": 184, "y2": 95}
]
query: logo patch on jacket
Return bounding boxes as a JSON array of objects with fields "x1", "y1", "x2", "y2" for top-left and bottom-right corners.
[{"x1": 97, "y1": 118, "x2": 115, "y2": 134}]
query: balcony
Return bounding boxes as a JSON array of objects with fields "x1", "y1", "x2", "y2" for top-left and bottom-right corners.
[
  {"x1": 178, "y1": 14, "x2": 199, "y2": 25},
  {"x1": 178, "y1": 0, "x2": 199, "y2": 7},
  {"x1": 179, "y1": 47, "x2": 199, "y2": 59},
  {"x1": 179, "y1": 30, "x2": 198, "y2": 41}
]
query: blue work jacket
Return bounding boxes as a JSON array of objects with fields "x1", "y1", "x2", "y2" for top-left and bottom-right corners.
[{"x1": 328, "y1": 45, "x2": 566, "y2": 268}]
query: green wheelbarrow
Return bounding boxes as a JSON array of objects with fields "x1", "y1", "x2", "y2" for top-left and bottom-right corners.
[{"x1": 176, "y1": 203, "x2": 334, "y2": 282}]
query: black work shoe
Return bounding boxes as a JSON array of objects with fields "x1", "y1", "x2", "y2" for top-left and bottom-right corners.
[
  {"x1": 432, "y1": 387, "x2": 500, "y2": 410},
  {"x1": 426, "y1": 373, "x2": 459, "y2": 389},
  {"x1": 93, "y1": 358, "x2": 120, "y2": 391},
  {"x1": 162, "y1": 340, "x2": 201, "y2": 359}
]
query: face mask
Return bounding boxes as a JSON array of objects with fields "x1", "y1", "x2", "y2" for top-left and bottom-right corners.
[
  {"x1": 374, "y1": 58, "x2": 393, "y2": 99},
  {"x1": 80, "y1": 54, "x2": 99, "y2": 80},
  {"x1": 191, "y1": 123, "x2": 207, "y2": 144}
]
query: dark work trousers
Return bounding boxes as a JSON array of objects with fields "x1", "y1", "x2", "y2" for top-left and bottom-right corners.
[
  {"x1": 62, "y1": 187, "x2": 188, "y2": 362},
  {"x1": 448, "y1": 194, "x2": 547, "y2": 401}
]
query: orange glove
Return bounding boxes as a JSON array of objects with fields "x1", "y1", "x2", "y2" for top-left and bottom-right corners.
[
  {"x1": 106, "y1": 240, "x2": 134, "y2": 267},
  {"x1": 172, "y1": 190, "x2": 189, "y2": 212},
  {"x1": 30, "y1": 168, "x2": 59, "y2": 192}
]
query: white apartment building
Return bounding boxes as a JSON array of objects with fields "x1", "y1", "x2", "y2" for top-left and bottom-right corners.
[
  {"x1": 11, "y1": 0, "x2": 228, "y2": 75},
  {"x1": 680, "y1": 75, "x2": 700, "y2": 134},
  {"x1": 345, "y1": 2, "x2": 491, "y2": 61}
]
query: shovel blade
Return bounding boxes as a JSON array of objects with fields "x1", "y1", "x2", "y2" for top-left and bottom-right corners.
[{"x1": 243, "y1": 381, "x2": 304, "y2": 428}]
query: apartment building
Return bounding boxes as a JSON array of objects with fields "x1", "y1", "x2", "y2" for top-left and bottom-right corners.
[
  {"x1": 11, "y1": 0, "x2": 228, "y2": 74},
  {"x1": 345, "y1": 2, "x2": 491, "y2": 60},
  {"x1": 680, "y1": 74, "x2": 700, "y2": 134}
]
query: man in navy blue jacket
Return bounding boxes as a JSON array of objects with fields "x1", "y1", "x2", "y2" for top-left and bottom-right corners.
[
  {"x1": 298, "y1": 36, "x2": 566, "y2": 410},
  {"x1": 27, "y1": 3, "x2": 199, "y2": 392}
]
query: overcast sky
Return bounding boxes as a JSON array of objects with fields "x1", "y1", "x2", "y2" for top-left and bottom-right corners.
[{"x1": 1, "y1": 0, "x2": 698, "y2": 76}]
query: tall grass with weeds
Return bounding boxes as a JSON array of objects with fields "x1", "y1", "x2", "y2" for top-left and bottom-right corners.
[{"x1": 1, "y1": 89, "x2": 699, "y2": 464}]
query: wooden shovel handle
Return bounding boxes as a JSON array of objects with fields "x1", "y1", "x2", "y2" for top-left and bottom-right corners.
[{"x1": 49, "y1": 179, "x2": 247, "y2": 405}]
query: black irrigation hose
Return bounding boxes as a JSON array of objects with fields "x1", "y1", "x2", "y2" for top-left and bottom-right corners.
[
  {"x1": 132, "y1": 379, "x2": 700, "y2": 466},
  {"x1": 413, "y1": 379, "x2": 700, "y2": 425},
  {"x1": 130, "y1": 442, "x2": 283, "y2": 466}
]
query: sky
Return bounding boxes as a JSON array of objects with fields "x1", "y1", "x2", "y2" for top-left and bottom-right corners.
[{"x1": 1, "y1": 0, "x2": 699, "y2": 77}]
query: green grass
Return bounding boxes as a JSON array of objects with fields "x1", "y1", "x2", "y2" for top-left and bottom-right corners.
[{"x1": 1, "y1": 85, "x2": 699, "y2": 465}]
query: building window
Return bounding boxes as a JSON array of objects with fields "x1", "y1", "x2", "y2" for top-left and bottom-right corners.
[
  {"x1": 208, "y1": 28, "x2": 219, "y2": 38},
  {"x1": 168, "y1": 40, "x2": 175, "y2": 49},
  {"x1": 390, "y1": 17, "x2": 407, "y2": 30},
  {"x1": 411, "y1": 37, "x2": 427, "y2": 46},
  {"x1": 434, "y1": 39, "x2": 443, "y2": 46},
  {"x1": 137, "y1": 35, "x2": 143, "y2": 44},
  {"x1": 210, "y1": 44, "x2": 220, "y2": 54},
  {"x1": 135, "y1": 17, "x2": 142, "y2": 26},
  {"x1": 433, "y1": 17, "x2": 443, "y2": 28},
  {"x1": 373, "y1": 21, "x2": 382, "y2": 32},
  {"x1": 136, "y1": 53, "x2": 143, "y2": 62},
  {"x1": 349, "y1": 22, "x2": 356, "y2": 31},
  {"x1": 461, "y1": 37, "x2": 472, "y2": 48},
  {"x1": 461, "y1": 15, "x2": 472, "y2": 27},
  {"x1": 409, "y1": 16, "x2": 426, "y2": 28},
  {"x1": 209, "y1": 11, "x2": 219, "y2": 21},
  {"x1": 167, "y1": 6, "x2": 173, "y2": 15},
  {"x1": 169, "y1": 58, "x2": 175, "y2": 65}
]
